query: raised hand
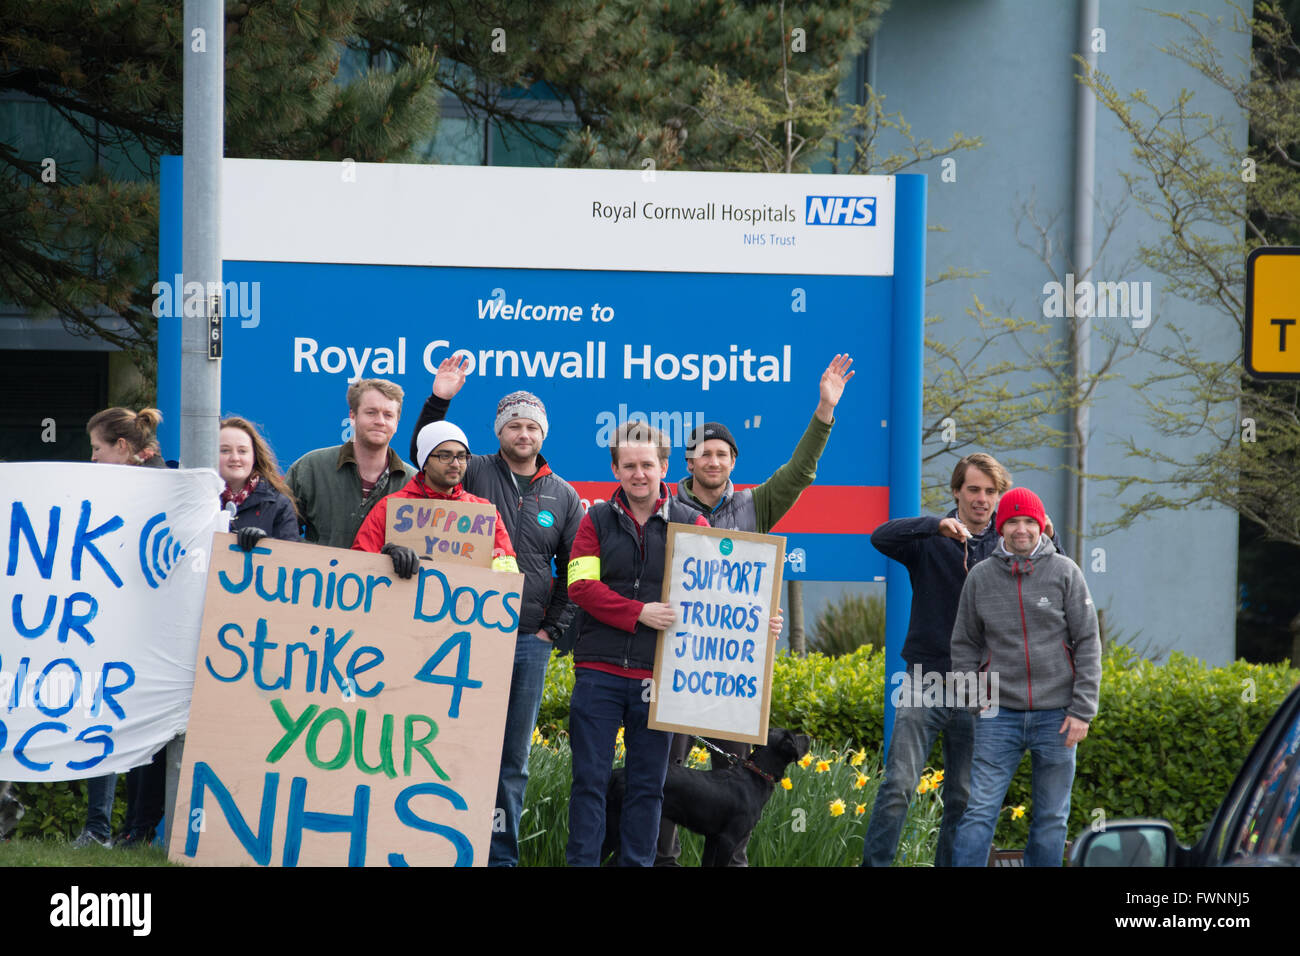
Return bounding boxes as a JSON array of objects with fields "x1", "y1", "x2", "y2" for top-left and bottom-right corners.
[
  {"x1": 816, "y1": 353, "x2": 855, "y2": 423},
  {"x1": 432, "y1": 354, "x2": 469, "y2": 400}
]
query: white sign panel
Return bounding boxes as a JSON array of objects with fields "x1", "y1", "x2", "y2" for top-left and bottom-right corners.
[
  {"x1": 1, "y1": 463, "x2": 225, "y2": 780},
  {"x1": 221, "y1": 160, "x2": 896, "y2": 276},
  {"x1": 649, "y1": 524, "x2": 784, "y2": 745}
]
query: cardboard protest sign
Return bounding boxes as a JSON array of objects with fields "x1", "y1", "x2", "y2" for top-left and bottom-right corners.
[
  {"x1": 0, "y1": 462, "x2": 225, "y2": 780},
  {"x1": 385, "y1": 498, "x2": 497, "y2": 568},
  {"x1": 648, "y1": 524, "x2": 784, "y2": 745},
  {"x1": 172, "y1": 535, "x2": 522, "y2": 867}
]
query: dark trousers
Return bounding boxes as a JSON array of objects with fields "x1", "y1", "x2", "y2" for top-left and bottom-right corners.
[{"x1": 123, "y1": 746, "x2": 167, "y2": 840}]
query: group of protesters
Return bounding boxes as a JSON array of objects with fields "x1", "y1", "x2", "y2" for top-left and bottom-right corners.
[{"x1": 72, "y1": 344, "x2": 1099, "y2": 867}]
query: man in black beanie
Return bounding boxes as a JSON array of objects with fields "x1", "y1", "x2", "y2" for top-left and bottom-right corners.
[{"x1": 659, "y1": 352, "x2": 854, "y2": 865}]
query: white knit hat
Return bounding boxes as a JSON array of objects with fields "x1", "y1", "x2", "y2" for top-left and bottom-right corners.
[{"x1": 415, "y1": 420, "x2": 470, "y2": 468}]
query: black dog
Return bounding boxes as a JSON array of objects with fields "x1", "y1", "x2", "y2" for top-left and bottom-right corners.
[{"x1": 602, "y1": 727, "x2": 811, "y2": 866}]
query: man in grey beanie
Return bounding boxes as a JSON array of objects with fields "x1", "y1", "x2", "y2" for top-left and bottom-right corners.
[{"x1": 409, "y1": 356, "x2": 583, "y2": 866}]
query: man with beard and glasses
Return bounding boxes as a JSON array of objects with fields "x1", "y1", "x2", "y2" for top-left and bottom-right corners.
[{"x1": 408, "y1": 359, "x2": 583, "y2": 866}]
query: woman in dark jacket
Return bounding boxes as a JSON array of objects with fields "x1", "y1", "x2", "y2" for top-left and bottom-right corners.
[{"x1": 219, "y1": 416, "x2": 301, "y2": 547}]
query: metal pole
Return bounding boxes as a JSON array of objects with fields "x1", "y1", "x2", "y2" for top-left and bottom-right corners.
[
  {"x1": 165, "y1": 0, "x2": 224, "y2": 851},
  {"x1": 1070, "y1": 0, "x2": 1098, "y2": 567}
]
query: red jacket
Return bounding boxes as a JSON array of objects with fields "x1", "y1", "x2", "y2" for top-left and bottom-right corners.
[{"x1": 352, "y1": 474, "x2": 518, "y2": 571}]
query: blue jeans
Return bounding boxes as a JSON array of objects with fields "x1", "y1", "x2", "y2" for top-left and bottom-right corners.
[
  {"x1": 567, "y1": 667, "x2": 671, "y2": 866},
  {"x1": 489, "y1": 632, "x2": 553, "y2": 867},
  {"x1": 83, "y1": 773, "x2": 117, "y2": 840},
  {"x1": 953, "y1": 708, "x2": 1077, "y2": 867},
  {"x1": 861, "y1": 692, "x2": 973, "y2": 867}
]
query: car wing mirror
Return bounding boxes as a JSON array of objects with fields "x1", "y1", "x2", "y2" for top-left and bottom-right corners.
[{"x1": 1070, "y1": 820, "x2": 1177, "y2": 867}]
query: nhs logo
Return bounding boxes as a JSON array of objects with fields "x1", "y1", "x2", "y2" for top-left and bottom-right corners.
[{"x1": 805, "y1": 195, "x2": 876, "y2": 226}]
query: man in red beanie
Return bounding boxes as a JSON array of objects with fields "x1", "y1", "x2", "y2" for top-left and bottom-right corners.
[{"x1": 949, "y1": 486, "x2": 1100, "y2": 866}]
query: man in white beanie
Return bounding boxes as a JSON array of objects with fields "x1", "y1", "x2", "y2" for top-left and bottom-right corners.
[
  {"x1": 409, "y1": 357, "x2": 584, "y2": 866},
  {"x1": 352, "y1": 419, "x2": 518, "y2": 577}
]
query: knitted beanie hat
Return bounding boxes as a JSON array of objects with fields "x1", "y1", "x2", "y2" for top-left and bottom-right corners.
[
  {"x1": 996, "y1": 486, "x2": 1046, "y2": 535},
  {"x1": 416, "y1": 420, "x2": 470, "y2": 469},
  {"x1": 686, "y1": 421, "x2": 738, "y2": 458},
  {"x1": 494, "y1": 391, "x2": 548, "y2": 438}
]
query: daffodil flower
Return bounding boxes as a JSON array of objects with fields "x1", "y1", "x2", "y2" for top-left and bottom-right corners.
[
  {"x1": 1011, "y1": 805, "x2": 1026, "y2": 820},
  {"x1": 855, "y1": 803, "x2": 866, "y2": 816},
  {"x1": 781, "y1": 777, "x2": 793, "y2": 790},
  {"x1": 854, "y1": 773, "x2": 869, "y2": 789},
  {"x1": 798, "y1": 753, "x2": 814, "y2": 769},
  {"x1": 829, "y1": 798, "x2": 846, "y2": 817}
]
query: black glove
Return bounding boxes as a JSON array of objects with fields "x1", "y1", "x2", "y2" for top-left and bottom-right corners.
[
  {"x1": 552, "y1": 612, "x2": 582, "y2": 657},
  {"x1": 382, "y1": 542, "x2": 420, "y2": 579},
  {"x1": 237, "y1": 526, "x2": 269, "y2": 552}
]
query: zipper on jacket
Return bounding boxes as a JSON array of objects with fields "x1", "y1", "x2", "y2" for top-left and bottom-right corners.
[{"x1": 1017, "y1": 572, "x2": 1032, "y2": 709}]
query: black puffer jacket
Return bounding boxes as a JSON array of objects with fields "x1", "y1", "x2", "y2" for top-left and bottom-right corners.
[
  {"x1": 572, "y1": 492, "x2": 703, "y2": 671},
  {"x1": 411, "y1": 393, "x2": 583, "y2": 640}
]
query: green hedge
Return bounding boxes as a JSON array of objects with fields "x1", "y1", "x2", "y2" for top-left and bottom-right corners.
[
  {"x1": 539, "y1": 645, "x2": 1299, "y2": 848},
  {"x1": 10, "y1": 776, "x2": 127, "y2": 840}
]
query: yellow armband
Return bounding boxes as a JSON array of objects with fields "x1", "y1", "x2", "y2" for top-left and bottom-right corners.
[
  {"x1": 492, "y1": 555, "x2": 520, "y2": 573},
  {"x1": 567, "y1": 555, "x2": 601, "y2": 586}
]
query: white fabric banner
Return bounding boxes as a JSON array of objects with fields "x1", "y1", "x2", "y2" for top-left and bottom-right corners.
[{"x1": 1, "y1": 462, "x2": 226, "y2": 780}]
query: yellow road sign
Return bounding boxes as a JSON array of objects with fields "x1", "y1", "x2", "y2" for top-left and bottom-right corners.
[{"x1": 1247, "y1": 247, "x2": 1300, "y2": 379}]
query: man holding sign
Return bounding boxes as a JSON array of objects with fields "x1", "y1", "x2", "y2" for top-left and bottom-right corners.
[
  {"x1": 565, "y1": 422, "x2": 710, "y2": 866},
  {"x1": 658, "y1": 352, "x2": 854, "y2": 865},
  {"x1": 352, "y1": 420, "x2": 517, "y2": 577}
]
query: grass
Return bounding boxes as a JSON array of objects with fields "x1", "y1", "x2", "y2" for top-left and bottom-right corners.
[{"x1": 0, "y1": 837, "x2": 176, "y2": 867}]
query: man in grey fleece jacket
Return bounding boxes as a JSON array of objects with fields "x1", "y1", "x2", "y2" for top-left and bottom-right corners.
[{"x1": 949, "y1": 487, "x2": 1100, "y2": 867}]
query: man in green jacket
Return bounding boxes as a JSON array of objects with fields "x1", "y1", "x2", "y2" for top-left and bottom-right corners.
[
  {"x1": 286, "y1": 378, "x2": 416, "y2": 549},
  {"x1": 659, "y1": 352, "x2": 854, "y2": 864}
]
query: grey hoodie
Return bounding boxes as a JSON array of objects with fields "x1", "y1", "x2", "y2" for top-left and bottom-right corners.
[{"x1": 949, "y1": 534, "x2": 1100, "y2": 722}]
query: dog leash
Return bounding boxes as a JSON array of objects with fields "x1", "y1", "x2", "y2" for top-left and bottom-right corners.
[
  {"x1": 690, "y1": 735, "x2": 776, "y2": 783},
  {"x1": 691, "y1": 735, "x2": 743, "y2": 766}
]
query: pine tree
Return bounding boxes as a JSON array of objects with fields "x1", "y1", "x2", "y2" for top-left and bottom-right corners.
[{"x1": 1, "y1": 0, "x2": 440, "y2": 384}]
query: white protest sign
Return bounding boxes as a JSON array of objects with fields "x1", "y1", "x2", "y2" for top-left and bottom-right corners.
[
  {"x1": 1, "y1": 462, "x2": 225, "y2": 780},
  {"x1": 648, "y1": 524, "x2": 784, "y2": 745}
]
